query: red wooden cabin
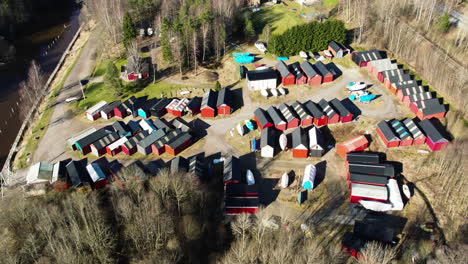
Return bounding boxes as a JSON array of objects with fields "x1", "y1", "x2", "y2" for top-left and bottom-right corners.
[
  {"x1": 402, "y1": 118, "x2": 426, "y2": 145},
  {"x1": 350, "y1": 183, "x2": 388, "y2": 204},
  {"x1": 165, "y1": 133, "x2": 192, "y2": 156},
  {"x1": 329, "y1": 98, "x2": 353, "y2": 123},
  {"x1": 292, "y1": 127, "x2": 309, "y2": 158},
  {"x1": 390, "y1": 120, "x2": 413, "y2": 147},
  {"x1": 304, "y1": 101, "x2": 327, "y2": 127},
  {"x1": 200, "y1": 90, "x2": 217, "y2": 118},
  {"x1": 254, "y1": 108, "x2": 274, "y2": 129},
  {"x1": 397, "y1": 85, "x2": 426, "y2": 102},
  {"x1": 318, "y1": 99, "x2": 339, "y2": 124},
  {"x1": 290, "y1": 62, "x2": 307, "y2": 85},
  {"x1": 217, "y1": 88, "x2": 232, "y2": 115},
  {"x1": 415, "y1": 99, "x2": 447, "y2": 120},
  {"x1": 314, "y1": 61, "x2": 333, "y2": 83},
  {"x1": 376, "y1": 121, "x2": 400, "y2": 148},
  {"x1": 276, "y1": 61, "x2": 295, "y2": 86},
  {"x1": 419, "y1": 119, "x2": 449, "y2": 151},
  {"x1": 300, "y1": 61, "x2": 322, "y2": 86},
  {"x1": 291, "y1": 101, "x2": 313, "y2": 127},
  {"x1": 336, "y1": 135, "x2": 369, "y2": 158},
  {"x1": 267, "y1": 106, "x2": 287, "y2": 131},
  {"x1": 279, "y1": 103, "x2": 300, "y2": 129},
  {"x1": 351, "y1": 49, "x2": 382, "y2": 68}
]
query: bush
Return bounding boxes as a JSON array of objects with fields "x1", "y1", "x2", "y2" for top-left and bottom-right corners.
[
  {"x1": 437, "y1": 13, "x2": 450, "y2": 33},
  {"x1": 268, "y1": 19, "x2": 347, "y2": 56}
]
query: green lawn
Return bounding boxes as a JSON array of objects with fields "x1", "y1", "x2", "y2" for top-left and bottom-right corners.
[
  {"x1": 323, "y1": 0, "x2": 339, "y2": 8},
  {"x1": 252, "y1": 3, "x2": 308, "y2": 35}
]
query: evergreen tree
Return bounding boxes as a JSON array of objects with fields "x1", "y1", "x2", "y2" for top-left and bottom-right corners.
[
  {"x1": 260, "y1": 24, "x2": 272, "y2": 43},
  {"x1": 104, "y1": 61, "x2": 123, "y2": 95},
  {"x1": 213, "y1": 81, "x2": 221, "y2": 92},
  {"x1": 123, "y1": 12, "x2": 136, "y2": 48},
  {"x1": 437, "y1": 13, "x2": 450, "y2": 33},
  {"x1": 244, "y1": 16, "x2": 255, "y2": 40},
  {"x1": 161, "y1": 18, "x2": 173, "y2": 61}
]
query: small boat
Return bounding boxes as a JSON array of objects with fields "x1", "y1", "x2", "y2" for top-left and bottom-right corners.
[
  {"x1": 280, "y1": 173, "x2": 289, "y2": 188},
  {"x1": 359, "y1": 94, "x2": 377, "y2": 102},
  {"x1": 261, "y1": 89, "x2": 269, "y2": 97},
  {"x1": 277, "y1": 57, "x2": 289, "y2": 61},
  {"x1": 271, "y1": 89, "x2": 278, "y2": 97},
  {"x1": 402, "y1": 184, "x2": 411, "y2": 199},
  {"x1": 237, "y1": 124, "x2": 245, "y2": 136},
  {"x1": 244, "y1": 120, "x2": 255, "y2": 131},
  {"x1": 246, "y1": 170, "x2": 255, "y2": 185},
  {"x1": 299, "y1": 51, "x2": 308, "y2": 59},
  {"x1": 347, "y1": 81, "x2": 367, "y2": 91},
  {"x1": 279, "y1": 133, "x2": 287, "y2": 151}
]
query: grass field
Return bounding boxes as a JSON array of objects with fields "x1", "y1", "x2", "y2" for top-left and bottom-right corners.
[
  {"x1": 252, "y1": 2, "x2": 308, "y2": 35},
  {"x1": 323, "y1": 0, "x2": 339, "y2": 8}
]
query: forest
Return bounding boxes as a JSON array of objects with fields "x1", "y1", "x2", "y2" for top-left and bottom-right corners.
[
  {"x1": 1, "y1": 168, "x2": 466, "y2": 263},
  {"x1": 0, "y1": 0, "x2": 76, "y2": 38},
  {"x1": 267, "y1": 20, "x2": 347, "y2": 56}
]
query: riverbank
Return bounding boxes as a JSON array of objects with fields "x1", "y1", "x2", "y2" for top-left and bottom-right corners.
[{"x1": 12, "y1": 22, "x2": 96, "y2": 170}]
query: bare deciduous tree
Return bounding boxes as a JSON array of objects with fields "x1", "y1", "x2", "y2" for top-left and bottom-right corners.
[
  {"x1": 18, "y1": 60, "x2": 45, "y2": 120},
  {"x1": 356, "y1": 242, "x2": 397, "y2": 264}
]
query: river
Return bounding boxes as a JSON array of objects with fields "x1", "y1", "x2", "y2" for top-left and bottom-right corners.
[{"x1": 0, "y1": 9, "x2": 81, "y2": 168}]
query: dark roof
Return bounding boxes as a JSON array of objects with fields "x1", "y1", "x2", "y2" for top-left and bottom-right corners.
[
  {"x1": 201, "y1": 90, "x2": 217, "y2": 110},
  {"x1": 260, "y1": 127, "x2": 276, "y2": 148},
  {"x1": 217, "y1": 87, "x2": 231, "y2": 107},
  {"x1": 225, "y1": 197, "x2": 259, "y2": 207},
  {"x1": 123, "y1": 131, "x2": 147, "y2": 149},
  {"x1": 291, "y1": 101, "x2": 311, "y2": 120},
  {"x1": 267, "y1": 106, "x2": 286, "y2": 125},
  {"x1": 419, "y1": 119, "x2": 448, "y2": 143},
  {"x1": 53, "y1": 160, "x2": 68, "y2": 183},
  {"x1": 188, "y1": 154, "x2": 204, "y2": 179},
  {"x1": 223, "y1": 155, "x2": 242, "y2": 182},
  {"x1": 329, "y1": 98, "x2": 350, "y2": 117},
  {"x1": 66, "y1": 161, "x2": 91, "y2": 188},
  {"x1": 112, "y1": 121, "x2": 130, "y2": 137},
  {"x1": 401, "y1": 86, "x2": 427, "y2": 96},
  {"x1": 354, "y1": 49, "x2": 382, "y2": 62},
  {"x1": 154, "y1": 130, "x2": 182, "y2": 149},
  {"x1": 92, "y1": 132, "x2": 119, "y2": 150},
  {"x1": 187, "y1": 97, "x2": 202, "y2": 111},
  {"x1": 346, "y1": 152, "x2": 382, "y2": 164},
  {"x1": 292, "y1": 127, "x2": 307, "y2": 149},
  {"x1": 348, "y1": 163, "x2": 395, "y2": 177},
  {"x1": 138, "y1": 129, "x2": 166, "y2": 148},
  {"x1": 153, "y1": 118, "x2": 171, "y2": 132},
  {"x1": 353, "y1": 214, "x2": 404, "y2": 243},
  {"x1": 387, "y1": 74, "x2": 412, "y2": 84},
  {"x1": 377, "y1": 121, "x2": 400, "y2": 142},
  {"x1": 394, "y1": 80, "x2": 418, "y2": 90},
  {"x1": 254, "y1": 108, "x2": 273, "y2": 127},
  {"x1": 121, "y1": 96, "x2": 139, "y2": 111},
  {"x1": 167, "y1": 132, "x2": 191, "y2": 149},
  {"x1": 127, "y1": 120, "x2": 141, "y2": 134},
  {"x1": 246, "y1": 69, "x2": 278, "y2": 81},
  {"x1": 318, "y1": 99, "x2": 337, "y2": 118},
  {"x1": 300, "y1": 61, "x2": 319, "y2": 78},
  {"x1": 402, "y1": 118, "x2": 424, "y2": 139},
  {"x1": 328, "y1": 41, "x2": 343, "y2": 52},
  {"x1": 276, "y1": 61, "x2": 292, "y2": 77},
  {"x1": 150, "y1": 98, "x2": 170, "y2": 114},
  {"x1": 101, "y1": 101, "x2": 121, "y2": 114},
  {"x1": 76, "y1": 128, "x2": 110, "y2": 148},
  {"x1": 289, "y1": 62, "x2": 305, "y2": 79},
  {"x1": 390, "y1": 120, "x2": 411, "y2": 140},
  {"x1": 350, "y1": 173, "x2": 389, "y2": 185},
  {"x1": 278, "y1": 103, "x2": 298, "y2": 122},
  {"x1": 416, "y1": 100, "x2": 447, "y2": 116},
  {"x1": 409, "y1": 92, "x2": 433, "y2": 102},
  {"x1": 170, "y1": 156, "x2": 188, "y2": 175},
  {"x1": 381, "y1": 69, "x2": 405, "y2": 79},
  {"x1": 225, "y1": 184, "x2": 259, "y2": 196},
  {"x1": 171, "y1": 117, "x2": 190, "y2": 132},
  {"x1": 314, "y1": 61, "x2": 331, "y2": 76},
  {"x1": 304, "y1": 100, "x2": 324, "y2": 118}
]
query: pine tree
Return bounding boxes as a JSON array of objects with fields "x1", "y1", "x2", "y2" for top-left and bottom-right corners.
[
  {"x1": 161, "y1": 18, "x2": 173, "y2": 61},
  {"x1": 244, "y1": 16, "x2": 255, "y2": 41},
  {"x1": 123, "y1": 12, "x2": 136, "y2": 48},
  {"x1": 104, "y1": 61, "x2": 123, "y2": 95}
]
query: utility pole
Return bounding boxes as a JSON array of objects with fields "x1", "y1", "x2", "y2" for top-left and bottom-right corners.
[{"x1": 79, "y1": 79, "x2": 87, "y2": 99}]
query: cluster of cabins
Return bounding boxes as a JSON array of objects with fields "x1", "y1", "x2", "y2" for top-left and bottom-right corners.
[
  {"x1": 84, "y1": 87, "x2": 233, "y2": 121},
  {"x1": 254, "y1": 98, "x2": 354, "y2": 131},
  {"x1": 223, "y1": 156, "x2": 259, "y2": 214},
  {"x1": 351, "y1": 50, "x2": 447, "y2": 120},
  {"x1": 67, "y1": 117, "x2": 193, "y2": 158},
  {"x1": 26, "y1": 160, "x2": 111, "y2": 191},
  {"x1": 245, "y1": 61, "x2": 336, "y2": 91},
  {"x1": 376, "y1": 118, "x2": 449, "y2": 151},
  {"x1": 345, "y1": 152, "x2": 403, "y2": 212}
]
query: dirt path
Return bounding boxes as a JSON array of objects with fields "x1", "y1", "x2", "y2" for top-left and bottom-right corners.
[{"x1": 33, "y1": 32, "x2": 100, "y2": 164}]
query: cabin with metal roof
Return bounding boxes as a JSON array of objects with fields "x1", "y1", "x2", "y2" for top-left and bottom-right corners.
[
  {"x1": 300, "y1": 61, "x2": 322, "y2": 86},
  {"x1": 377, "y1": 121, "x2": 400, "y2": 148},
  {"x1": 292, "y1": 127, "x2": 308, "y2": 158},
  {"x1": 201, "y1": 90, "x2": 218, "y2": 117},
  {"x1": 75, "y1": 128, "x2": 111, "y2": 155},
  {"x1": 137, "y1": 129, "x2": 166, "y2": 155},
  {"x1": 188, "y1": 154, "x2": 205, "y2": 180},
  {"x1": 351, "y1": 49, "x2": 383, "y2": 67},
  {"x1": 66, "y1": 128, "x2": 97, "y2": 150},
  {"x1": 350, "y1": 183, "x2": 388, "y2": 203},
  {"x1": 26, "y1": 162, "x2": 54, "y2": 185},
  {"x1": 318, "y1": 99, "x2": 339, "y2": 124},
  {"x1": 166, "y1": 98, "x2": 189, "y2": 117},
  {"x1": 367, "y1": 59, "x2": 398, "y2": 82},
  {"x1": 346, "y1": 152, "x2": 382, "y2": 164},
  {"x1": 170, "y1": 156, "x2": 189, "y2": 175},
  {"x1": 414, "y1": 99, "x2": 447, "y2": 120},
  {"x1": 223, "y1": 155, "x2": 242, "y2": 184},
  {"x1": 260, "y1": 127, "x2": 276, "y2": 158},
  {"x1": 390, "y1": 119, "x2": 413, "y2": 147},
  {"x1": 254, "y1": 108, "x2": 274, "y2": 129},
  {"x1": 119, "y1": 96, "x2": 139, "y2": 117},
  {"x1": 291, "y1": 101, "x2": 313, "y2": 127},
  {"x1": 308, "y1": 126, "x2": 325, "y2": 157},
  {"x1": 85, "y1": 100, "x2": 108, "y2": 121},
  {"x1": 86, "y1": 162, "x2": 108, "y2": 189},
  {"x1": 267, "y1": 106, "x2": 287, "y2": 131},
  {"x1": 304, "y1": 101, "x2": 327, "y2": 126},
  {"x1": 150, "y1": 98, "x2": 170, "y2": 117},
  {"x1": 419, "y1": 118, "x2": 449, "y2": 151},
  {"x1": 90, "y1": 132, "x2": 119, "y2": 156},
  {"x1": 152, "y1": 130, "x2": 181, "y2": 156},
  {"x1": 276, "y1": 61, "x2": 295, "y2": 86},
  {"x1": 121, "y1": 131, "x2": 147, "y2": 155},
  {"x1": 166, "y1": 132, "x2": 192, "y2": 156},
  {"x1": 171, "y1": 117, "x2": 191, "y2": 132},
  {"x1": 217, "y1": 87, "x2": 232, "y2": 115},
  {"x1": 336, "y1": 135, "x2": 369, "y2": 158},
  {"x1": 329, "y1": 98, "x2": 353, "y2": 123},
  {"x1": 66, "y1": 160, "x2": 92, "y2": 189},
  {"x1": 348, "y1": 163, "x2": 395, "y2": 178},
  {"x1": 186, "y1": 96, "x2": 202, "y2": 115},
  {"x1": 328, "y1": 41, "x2": 349, "y2": 58},
  {"x1": 246, "y1": 69, "x2": 278, "y2": 91},
  {"x1": 100, "y1": 100, "x2": 121, "y2": 120},
  {"x1": 278, "y1": 103, "x2": 300, "y2": 129},
  {"x1": 314, "y1": 61, "x2": 333, "y2": 83},
  {"x1": 225, "y1": 183, "x2": 259, "y2": 196},
  {"x1": 349, "y1": 173, "x2": 388, "y2": 186},
  {"x1": 112, "y1": 121, "x2": 131, "y2": 137},
  {"x1": 402, "y1": 118, "x2": 426, "y2": 145},
  {"x1": 225, "y1": 197, "x2": 259, "y2": 214},
  {"x1": 289, "y1": 62, "x2": 307, "y2": 85}
]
